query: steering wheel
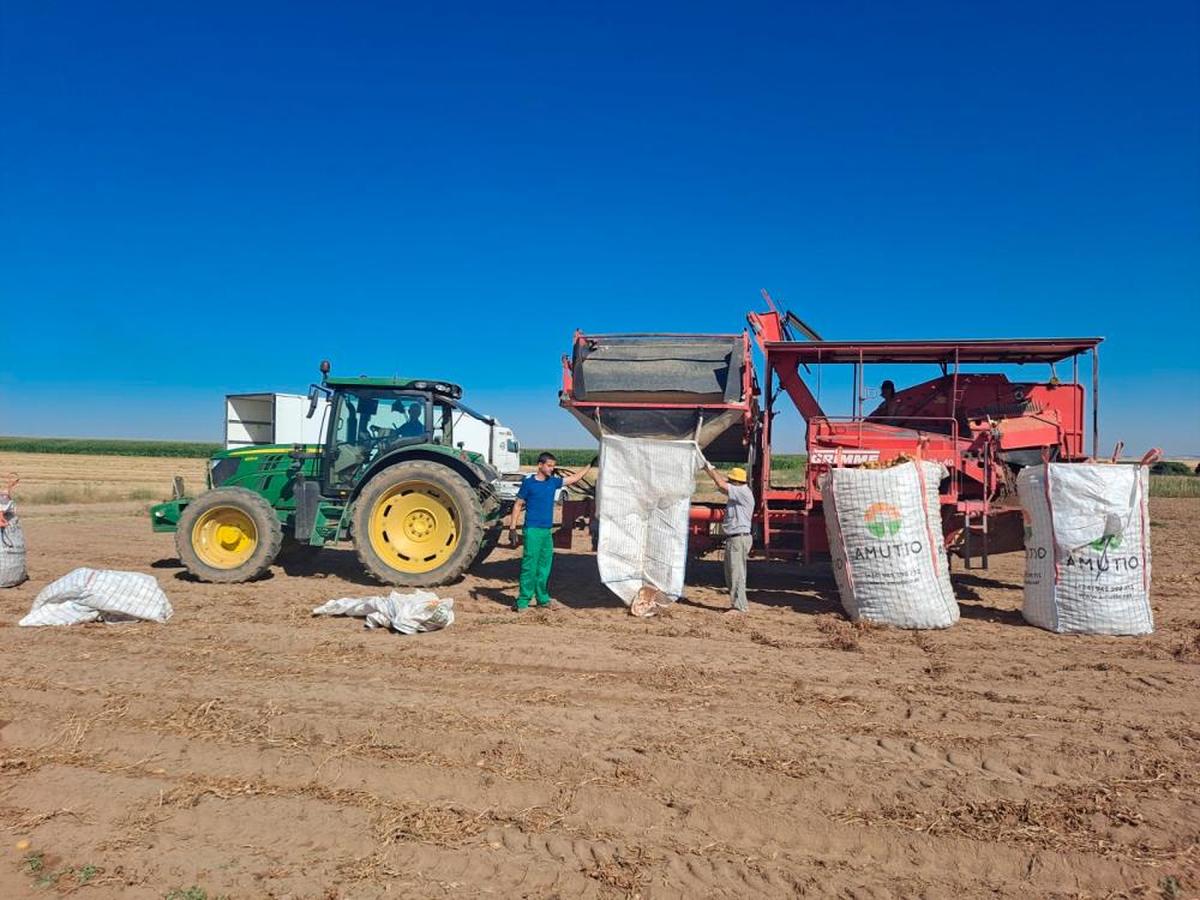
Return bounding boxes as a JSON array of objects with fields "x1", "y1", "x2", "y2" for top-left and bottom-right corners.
[{"x1": 358, "y1": 430, "x2": 396, "y2": 457}]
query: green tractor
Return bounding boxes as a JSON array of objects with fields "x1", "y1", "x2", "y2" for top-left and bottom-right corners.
[{"x1": 150, "y1": 363, "x2": 513, "y2": 586}]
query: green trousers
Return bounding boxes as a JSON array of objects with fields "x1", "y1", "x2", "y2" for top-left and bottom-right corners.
[{"x1": 517, "y1": 527, "x2": 555, "y2": 608}]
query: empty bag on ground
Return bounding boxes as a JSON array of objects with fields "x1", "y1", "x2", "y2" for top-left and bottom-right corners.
[
  {"x1": 20, "y1": 568, "x2": 173, "y2": 627},
  {"x1": 313, "y1": 590, "x2": 454, "y2": 633},
  {"x1": 820, "y1": 461, "x2": 959, "y2": 629},
  {"x1": 1017, "y1": 462, "x2": 1153, "y2": 635},
  {"x1": 596, "y1": 435, "x2": 703, "y2": 612}
]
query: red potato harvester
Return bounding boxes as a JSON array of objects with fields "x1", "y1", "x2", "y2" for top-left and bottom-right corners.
[{"x1": 559, "y1": 295, "x2": 1102, "y2": 570}]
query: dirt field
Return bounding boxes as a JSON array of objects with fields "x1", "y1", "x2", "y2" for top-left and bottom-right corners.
[{"x1": 1, "y1": 454, "x2": 1197, "y2": 898}]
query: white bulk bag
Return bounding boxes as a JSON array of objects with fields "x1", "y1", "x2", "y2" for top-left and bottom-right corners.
[
  {"x1": 0, "y1": 493, "x2": 27, "y2": 588},
  {"x1": 1017, "y1": 463, "x2": 1153, "y2": 635},
  {"x1": 20, "y1": 568, "x2": 173, "y2": 626},
  {"x1": 596, "y1": 435, "x2": 702, "y2": 610},
  {"x1": 820, "y1": 461, "x2": 959, "y2": 629}
]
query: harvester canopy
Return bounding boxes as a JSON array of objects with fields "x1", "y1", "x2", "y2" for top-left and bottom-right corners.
[{"x1": 561, "y1": 332, "x2": 757, "y2": 461}]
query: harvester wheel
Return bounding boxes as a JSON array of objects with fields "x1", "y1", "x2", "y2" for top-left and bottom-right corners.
[
  {"x1": 352, "y1": 460, "x2": 484, "y2": 587},
  {"x1": 176, "y1": 487, "x2": 283, "y2": 583}
]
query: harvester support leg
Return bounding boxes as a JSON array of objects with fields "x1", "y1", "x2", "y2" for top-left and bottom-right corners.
[
  {"x1": 963, "y1": 516, "x2": 971, "y2": 571},
  {"x1": 981, "y1": 514, "x2": 989, "y2": 570}
]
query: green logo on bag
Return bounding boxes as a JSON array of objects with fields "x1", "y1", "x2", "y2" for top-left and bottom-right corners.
[
  {"x1": 864, "y1": 502, "x2": 902, "y2": 538},
  {"x1": 1089, "y1": 534, "x2": 1122, "y2": 551}
]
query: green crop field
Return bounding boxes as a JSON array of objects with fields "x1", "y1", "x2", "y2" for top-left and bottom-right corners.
[
  {"x1": 0, "y1": 437, "x2": 222, "y2": 458},
  {"x1": 518, "y1": 448, "x2": 597, "y2": 467},
  {"x1": 521, "y1": 448, "x2": 807, "y2": 471},
  {"x1": 4, "y1": 437, "x2": 1192, "y2": 500},
  {"x1": 1150, "y1": 475, "x2": 1200, "y2": 498}
]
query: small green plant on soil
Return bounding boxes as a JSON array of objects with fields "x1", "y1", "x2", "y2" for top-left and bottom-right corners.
[
  {"x1": 165, "y1": 887, "x2": 211, "y2": 900},
  {"x1": 1160, "y1": 874, "x2": 1183, "y2": 900},
  {"x1": 29, "y1": 862, "x2": 101, "y2": 889}
]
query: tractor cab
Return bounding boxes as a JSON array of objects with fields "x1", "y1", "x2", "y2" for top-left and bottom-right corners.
[{"x1": 314, "y1": 376, "x2": 468, "y2": 493}]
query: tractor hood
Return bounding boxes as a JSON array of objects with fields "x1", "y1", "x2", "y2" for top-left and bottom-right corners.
[{"x1": 208, "y1": 445, "x2": 320, "y2": 489}]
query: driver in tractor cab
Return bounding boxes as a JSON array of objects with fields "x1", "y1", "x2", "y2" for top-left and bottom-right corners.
[{"x1": 397, "y1": 402, "x2": 425, "y2": 438}]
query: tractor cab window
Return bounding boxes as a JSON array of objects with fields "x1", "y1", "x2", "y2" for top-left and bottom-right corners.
[
  {"x1": 328, "y1": 389, "x2": 429, "y2": 487},
  {"x1": 431, "y1": 400, "x2": 454, "y2": 446}
]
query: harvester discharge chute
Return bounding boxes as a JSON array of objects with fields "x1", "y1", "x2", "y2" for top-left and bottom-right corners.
[
  {"x1": 560, "y1": 332, "x2": 757, "y2": 460},
  {"x1": 558, "y1": 331, "x2": 760, "y2": 598}
]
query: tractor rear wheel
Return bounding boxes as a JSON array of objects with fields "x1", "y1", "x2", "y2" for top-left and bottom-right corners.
[
  {"x1": 471, "y1": 525, "x2": 504, "y2": 569},
  {"x1": 352, "y1": 460, "x2": 484, "y2": 587},
  {"x1": 177, "y1": 487, "x2": 283, "y2": 583}
]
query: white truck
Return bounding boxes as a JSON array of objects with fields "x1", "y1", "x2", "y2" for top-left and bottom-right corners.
[
  {"x1": 224, "y1": 392, "x2": 522, "y2": 476},
  {"x1": 450, "y1": 407, "x2": 521, "y2": 475},
  {"x1": 225, "y1": 393, "x2": 328, "y2": 450}
]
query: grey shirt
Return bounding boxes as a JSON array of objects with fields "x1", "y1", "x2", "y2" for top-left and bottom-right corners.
[{"x1": 724, "y1": 483, "x2": 754, "y2": 536}]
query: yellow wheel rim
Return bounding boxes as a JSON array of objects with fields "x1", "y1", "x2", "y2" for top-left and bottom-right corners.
[
  {"x1": 192, "y1": 506, "x2": 259, "y2": 569},
  {"x1": 368, "y1": 481, "x2": 460, "y2": 574}
]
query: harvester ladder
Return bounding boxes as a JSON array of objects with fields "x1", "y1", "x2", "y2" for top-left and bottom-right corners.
[
  {"x1": 760, "y1": 491, "x2": 806, "y2": 560},
  {"x1": 961, "y1": 505, "x2": 989, "y2": 570}
]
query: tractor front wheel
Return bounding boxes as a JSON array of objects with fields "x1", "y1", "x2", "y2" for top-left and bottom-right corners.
[
  {"x1": 176, "y1": 487, "x2": 283, "y2": 583},
  {"x1": 352, "y1": 461, "x2": 484, "y2": 587}
]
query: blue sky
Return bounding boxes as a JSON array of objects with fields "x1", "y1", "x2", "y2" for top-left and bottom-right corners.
[{"x1": 2, "y1": 1, "x2": 1197, "y2": 453}]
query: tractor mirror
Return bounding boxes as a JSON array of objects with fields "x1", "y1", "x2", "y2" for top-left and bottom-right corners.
[{"x1": 306, "y1": 385, "x2": 321, "y2": 419}]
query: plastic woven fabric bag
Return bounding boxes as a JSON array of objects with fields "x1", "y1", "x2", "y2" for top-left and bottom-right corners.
[
  {"x1": 595, "y1": 435, "x2": 703, "y2": 609},
  {"x1": 1017, "y1": 463, "x2": 1152, "y2": 635},
  {"x1": 820, "y1": 461, "x2": 959, "y2": 629}
]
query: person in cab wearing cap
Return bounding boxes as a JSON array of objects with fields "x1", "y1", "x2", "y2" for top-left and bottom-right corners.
[{"x1": 702, "y1": 462, "x2": 754, "y2": 615}]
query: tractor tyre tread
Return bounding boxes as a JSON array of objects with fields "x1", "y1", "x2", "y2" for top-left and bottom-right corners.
[
  {"x1": 176, "y1": 487, "x2": 284, "y2": 584},
  {"x1": 352, "y1": 460, "x2": 484, "y2": 587},
  {"x1": 471, "y1": 525, "x2": 504, "y2": 570}
]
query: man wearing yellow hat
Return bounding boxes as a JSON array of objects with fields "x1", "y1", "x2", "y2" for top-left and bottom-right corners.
[{"x1": 703, "y1": 462, "x2": 754, "y2": 615}]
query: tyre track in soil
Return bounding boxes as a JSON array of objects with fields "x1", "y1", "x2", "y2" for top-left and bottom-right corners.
[{"x1": 0, "y1": 494, "x2": 1197, "y2": 897}]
